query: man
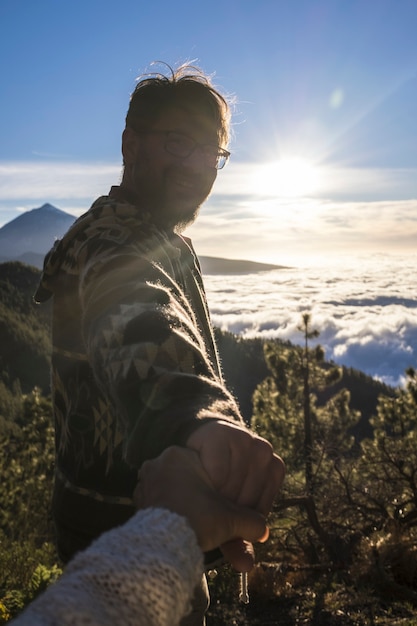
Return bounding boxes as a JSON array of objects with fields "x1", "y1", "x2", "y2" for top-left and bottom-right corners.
[{"x1": 35, "y1": 64, "x2": 284, "y2": 625}]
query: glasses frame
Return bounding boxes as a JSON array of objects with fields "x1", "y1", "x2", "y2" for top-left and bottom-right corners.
[{"x1": 133, "y1": 129, "x2": 231, "y2": 170}]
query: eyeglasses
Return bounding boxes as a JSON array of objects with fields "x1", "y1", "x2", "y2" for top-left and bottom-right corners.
[{"x1": 134, "y1": 129, "x2": 231, "y2": 170}]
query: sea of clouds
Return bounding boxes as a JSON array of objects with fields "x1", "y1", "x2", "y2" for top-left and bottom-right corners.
[{"x1": 204, "y1": 253, "x2": 416, "y2": 388}]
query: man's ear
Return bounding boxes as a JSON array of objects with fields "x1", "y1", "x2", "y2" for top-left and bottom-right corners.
[{"x1": 122, "y1": 127, "x2": 139, "y2": 164}]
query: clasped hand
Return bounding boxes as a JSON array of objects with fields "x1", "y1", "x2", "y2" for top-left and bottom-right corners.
[
  {"x1": 135, "y1": 421, "x2": 285, "y2": 572},
  {"x1": 187, "y1": 420, "x2": 285, "y2": 571}
]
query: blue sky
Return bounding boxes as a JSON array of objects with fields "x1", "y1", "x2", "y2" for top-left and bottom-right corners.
[{"x1": 1, "y1": 0, "x2": 417, "y2": 264}]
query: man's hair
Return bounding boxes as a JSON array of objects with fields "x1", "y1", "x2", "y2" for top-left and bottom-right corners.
[{"x1": 125, "y1": 63, "x2": 231, "y2": 147}]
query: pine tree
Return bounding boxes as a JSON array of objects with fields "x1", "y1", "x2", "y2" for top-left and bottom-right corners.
[
  {"x1": 357, "y1": 367, "x2": 417, "y2": 532},
  {"x1": 252, "y1": 314, "x2": 363, "y2": 566}
]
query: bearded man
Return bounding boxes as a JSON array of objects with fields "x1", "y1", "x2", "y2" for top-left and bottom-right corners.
[{"x1": 35, "y1": 64, "x2": 284, "y2": 626}]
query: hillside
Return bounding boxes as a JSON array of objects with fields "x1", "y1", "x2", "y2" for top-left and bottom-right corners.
[
  {"x1": 0, "y1": 261, "x2": 392, "y2": 432},
  {"x1": 199, "y1": 256, "x2": 288, "y2": 274},
  {"x1": 0, "y1": 262, "x2": 51, "y2": 395},
  {"x1": 1, "y1": 261, "x2": 412, "y2": 626}
]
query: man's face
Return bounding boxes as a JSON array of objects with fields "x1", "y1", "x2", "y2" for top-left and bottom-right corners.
[{"x1": 122, "y1": 106, "x2": 220, "y2": 231}]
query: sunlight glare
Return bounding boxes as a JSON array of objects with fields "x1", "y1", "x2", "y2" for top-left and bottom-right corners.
[{"x1": 250, "y1": 157, "x2": 323, "y2": 198}]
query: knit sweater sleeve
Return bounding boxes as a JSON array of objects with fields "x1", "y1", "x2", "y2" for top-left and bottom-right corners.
[
  {"x1": 78, "y1": 210, "x2": 243, "y2": 465},
  {"x1": 13, "y1": 509, "x2": 204, "y2": 626},
  {"x1": 34, "y1": 198, "x2": 244, "y2": 469}
]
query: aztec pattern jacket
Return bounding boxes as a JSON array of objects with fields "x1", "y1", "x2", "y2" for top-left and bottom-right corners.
[{"x1": 35, "y1": 188, "x2": 243, "y2": 557}]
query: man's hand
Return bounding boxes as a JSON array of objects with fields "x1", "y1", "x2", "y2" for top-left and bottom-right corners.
[
  {"x1": 134, "y1": 446, "x2": 271, "y2": 572},
  {"x1": 186, "y1": 420, "x2": 285, "y2": 571},
  {"x1": 186, "y1": 420, "x2": 285, "y2": 515}
]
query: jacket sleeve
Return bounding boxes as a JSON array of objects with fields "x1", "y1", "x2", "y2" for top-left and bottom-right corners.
[
  {"x1": 12, "y1": 509, "x2": 203, "y2": 626},
  {"x1": 78, "y1": 226, "x2": 243, "y2": 467}
]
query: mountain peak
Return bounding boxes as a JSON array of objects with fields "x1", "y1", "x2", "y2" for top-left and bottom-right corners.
[
  {"x1": 0, "y1": 203, "x2": 76, "y2": 261},
  {"x1": 27, "y1": 203, "x2": 68, "y2": 216},
  {"x1": 38, "y1": 203, "x2": 61, "y2": 213}
]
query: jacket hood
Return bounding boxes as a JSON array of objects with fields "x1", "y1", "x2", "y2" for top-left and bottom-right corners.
[{"x1": 34, "y1": 195, "x2": 116, "y2": 304}]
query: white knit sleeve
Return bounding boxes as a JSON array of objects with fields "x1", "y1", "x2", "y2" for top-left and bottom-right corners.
[{"x1": 13, "y1": 508, "x2": 204, "y2": 626}]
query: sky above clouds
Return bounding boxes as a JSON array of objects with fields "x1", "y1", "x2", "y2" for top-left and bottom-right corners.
[{"x1": 1, "y1": 0, "x2": 417, "y2": 264}]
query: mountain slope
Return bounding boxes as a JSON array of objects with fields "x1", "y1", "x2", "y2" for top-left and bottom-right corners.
[{"x1": 199, "y1": 256, "x2": 287, "y2": 274}]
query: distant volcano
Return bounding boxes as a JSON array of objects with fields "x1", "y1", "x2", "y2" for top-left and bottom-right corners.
[{"x1": 0, "y1": 203, "x2": 75, "y2": 262}]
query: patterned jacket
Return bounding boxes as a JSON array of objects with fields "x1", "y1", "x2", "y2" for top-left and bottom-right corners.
[{"x1": 35, "y1": 188, "x2": 243, "y2": 558}]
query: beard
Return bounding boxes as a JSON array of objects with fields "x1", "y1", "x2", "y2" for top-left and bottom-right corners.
[
  {"x1": 131, "y1": 162, "x2": 213, "y2": 232},
  {"x1": 145, "y1": 194, "x2": 202, "y2": 233},
  {"x1": 173, "y1": 206, "x2": 200, "y2": 233}
]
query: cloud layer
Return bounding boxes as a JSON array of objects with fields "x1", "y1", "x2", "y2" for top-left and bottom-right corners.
[{"x1": 204, "y1": 254, "x2": 416, "y2": 388}]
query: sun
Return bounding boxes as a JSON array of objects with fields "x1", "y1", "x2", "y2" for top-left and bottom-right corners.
[{"x1": 250, "y1": 157, "x2": 323, "y2": 198}]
